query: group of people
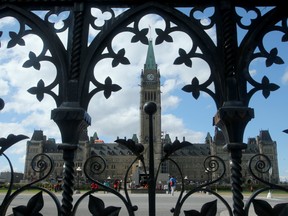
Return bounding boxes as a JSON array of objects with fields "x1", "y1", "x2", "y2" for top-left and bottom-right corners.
[
  {"x1": 90, "y1": 177, "x2": 177, "y2": 195},
  {"x1": 90, "y1": 179, "x2": 122, "y2": 192}
]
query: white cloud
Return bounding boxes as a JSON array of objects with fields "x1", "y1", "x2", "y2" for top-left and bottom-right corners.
[
  {"x1": 162, "y1": 79, "x2": 177, "y2": 94},
  {"x1": 249, "y1": 69, "x2": 257, "y2": 77},
  {"x1": 162, "y1": 114, "x2": 205, "y2": 143},
  {"x1": 281, "y1": 69, "x2": 288, "y2": 84},
  {"x1": 7, "y1": 142, "x2": 26, "y2": 155},
  {"x1": 0, "y1": 16, "x2": 18, "y2": 29},
  {"x1": 0, "y1": 79, "x2": 9, "y2": 96},
  {"x1": 0, "y1": 164, "x2": 11, "y2": 172},
  {"x1": 162, "y1": 95, "x2": 181, "y2": 111},
  {"x1": 280, "y1": 176, "x2": 288, "y2": 183},
  {"x1": 19, "y1": 154, "x2": 26, "y2": 164},
  {"x1": 0, "y1": 122, "x2": 28, "y2": 137}
]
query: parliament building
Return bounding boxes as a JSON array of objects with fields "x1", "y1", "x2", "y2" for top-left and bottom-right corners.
[{"x1": 23, "y1": 41, "x2": 279, "y2": 186}]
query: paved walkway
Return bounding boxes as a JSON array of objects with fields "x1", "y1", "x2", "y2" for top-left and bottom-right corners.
[
  {"x1": 72, "y1": 191, "x2": 287, "y2": 216},
  {"x1": 2, "y1": 190, "x2": 287, "y2": 215}
]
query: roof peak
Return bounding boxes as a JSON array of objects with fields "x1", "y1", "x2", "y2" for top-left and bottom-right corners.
[{"x1": 144, "y1": 39, "x2": 157, "y2": 70}]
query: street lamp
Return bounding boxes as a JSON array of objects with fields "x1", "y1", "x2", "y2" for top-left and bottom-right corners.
[
  {"x1": 205, "y1": 170, "x2": 211, "y2": 195},
  {"x1": 267, "y1": 167, "x2": 273, "y2": 199},
  {"x1": 205, "y1": 170, "x2": 210, "y2": 183},
  {"x1": 184, "y1": 176, "x2": 188, "y2": 193},
  {"x1": 75, "y1": 166, "x2": 82, "y2": 194}
]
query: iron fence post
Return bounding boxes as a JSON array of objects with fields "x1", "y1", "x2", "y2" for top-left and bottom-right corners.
[
  {"x1": 214, "y1": 1, "x2": 256, "y2": 214},
  {"x1": 51, "y1": 104, "x2": 90, "y2": 216},
  {"x1": 214, "y1": 104, "x2": 254, "y2": 216}
]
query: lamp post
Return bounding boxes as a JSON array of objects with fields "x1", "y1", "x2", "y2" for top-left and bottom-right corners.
[
  {"x1": 267, "y1": 167, "x2": 273, "y2": 199},
  {"x1": 205, "y1": 170, "x2": 211, "y2": 195},
  {"x1": 205, "y1": 170, "x2": 210, "y2": 183},
  {"x1": 75, "y1": 167, "x2": 82, "y2": 194},
  {"x1": 184, "y1": 176, "x2": 188, "y2": 193}
]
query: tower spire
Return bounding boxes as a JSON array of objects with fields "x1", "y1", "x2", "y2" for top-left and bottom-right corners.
[{"x1": 144, "y1": 39, "x2": 157, "y2": 70}]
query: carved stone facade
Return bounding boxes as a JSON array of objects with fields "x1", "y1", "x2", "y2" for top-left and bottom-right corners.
[
  {"x1": 170, "y1": 128, "x2": 279, "y2": 185},
  {"x1": 23, "y1": 128, "x2": 279, "y2": 186}
]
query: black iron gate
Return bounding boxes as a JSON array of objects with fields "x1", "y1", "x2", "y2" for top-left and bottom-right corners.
[{"x1": 0, "y1": 1, "x2": 287, "y2": 215}]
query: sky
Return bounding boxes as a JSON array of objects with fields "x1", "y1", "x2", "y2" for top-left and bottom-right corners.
[{"x1": 0, "y1": 7, "x2": 287, "y2": 182}]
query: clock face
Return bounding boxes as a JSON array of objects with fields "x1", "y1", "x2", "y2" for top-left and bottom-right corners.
[{"x1": 146, "y1": 73, "x2": 155, "y2": 81}]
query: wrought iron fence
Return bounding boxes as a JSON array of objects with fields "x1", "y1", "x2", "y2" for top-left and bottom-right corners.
[{"x1": 0, "y1": 1, "x2": 288, "y2": 215}]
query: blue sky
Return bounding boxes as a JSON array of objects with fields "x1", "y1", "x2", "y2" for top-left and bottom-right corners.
[{"x1": 0, "y1": 7, "x2": 287, "y2": 182}]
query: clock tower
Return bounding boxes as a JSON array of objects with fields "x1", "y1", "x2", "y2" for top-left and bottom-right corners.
[{"x1": 140, "y1": 39, "x2": 162, "y2": 171}]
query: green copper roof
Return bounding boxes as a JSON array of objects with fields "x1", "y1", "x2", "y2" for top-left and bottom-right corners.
[{"x1": 144, "y1": 40, "x2": 157, "y2": 70}]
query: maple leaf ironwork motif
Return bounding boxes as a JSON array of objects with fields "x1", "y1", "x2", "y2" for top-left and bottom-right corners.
[
  {"x1": 112, "y1": 48, "x2": 130, "y2": 67},
  {"x1": 184, "y1": 200, "x2": 217, "y2": 216},
  {"x1": 182, "y1": 77, "x2": 201, "y2": 99},
  {"x1": 163, "y1": 139, "x2": 192, "y2": 158},
  {"x1": 7, "y1": 31, "x2": 25, "y2": 48},
  {"x1": 23, "y1": 51, "x2": 41, "y2": 70},
  {"x1": 103, "y1": 77, "x2": 122, "y2": 99},
  {"x1": 155, "y1": 28, "x2": 173, "y2": 44},
  {"x1": 115, "y1": 139, "x2": 144, "y2": 157},
  {"x1": 131, "y1": 28, "x2": 149, "y2": 44},
  {"x1": 265, "y1": 48, "x2": 284, "y2": 67},
  {"x1": 13, "y1": 192, "x2": 44, "y2": 216},
  {"x1": 174, "y1": 48, "x2": 192, "y2": 67},
  {"x1": 88, "y1": 195, "x2": 121, "y2": 216},
  {"x1": 253, "y1": 199, "x2": 288, "y2": 216},
  {"x1": 27, "y1": 79, "x2": 46, "y2": 102},
  {"x1": 261, "y1": 76, "x2": 280, "y2": 99}
]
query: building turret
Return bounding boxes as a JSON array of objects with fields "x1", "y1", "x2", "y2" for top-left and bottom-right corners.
[{"x1": 140, "y1": 39, "x2": 162, "y2": 172}]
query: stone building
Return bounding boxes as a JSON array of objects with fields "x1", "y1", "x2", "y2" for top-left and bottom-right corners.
[
  {"x1": 23, "y1": 128, "x2": 279, "y2": 186},
  {"x1": 0, "y1": 172, "x2": 24, "y2": 183},
  {"x1": 23, "y1": 40, "x2": 279, "y2": 186},
  {"x1": 23, "y1": 130, "x2": 137, "y2": 183},
  {"x1": 169, "y1": 128, "x2": 279, "y2": 185}
]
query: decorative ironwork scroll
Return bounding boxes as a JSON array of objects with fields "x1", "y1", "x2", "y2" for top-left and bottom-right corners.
[{"x1": 245, "y1": 154, "x2": 288, "y2": 216}]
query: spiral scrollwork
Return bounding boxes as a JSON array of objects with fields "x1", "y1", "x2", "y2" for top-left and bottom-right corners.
[
  {"x1": 248, "y1": 154, "x2": 272, "y2": 185},
  {"x1": 249, "y1": 154, "x2": 271, "y2": 174},
  {"x1": 245, "y1": 154, "x2": 288, "y2": 215},
  {"x1": 31, "y1": 153, "x2": 52, "y2": 173},
  {"x1": 83, "y1": 155, "x2": 106, "y2": 182},
  {"x1": 172, "y1": 155, "x2": 230, "y2": 216},
  {"x1": 204, "y1": 156, "x2": 221, "y2": 173},
  {"x1": 200, "y1": 155, "x2": 226, "y2": 187},
  {"x1": 28, "y1": 153, "x2": 53, "y2": 185}
]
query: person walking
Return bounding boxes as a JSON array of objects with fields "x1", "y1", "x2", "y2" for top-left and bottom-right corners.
[
  {"x1": 103, "y1": 180, "x2": 110, "y2": 193},
  {"x1": 169, "y1": 176, "x2": 176, "y2": 196}
]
